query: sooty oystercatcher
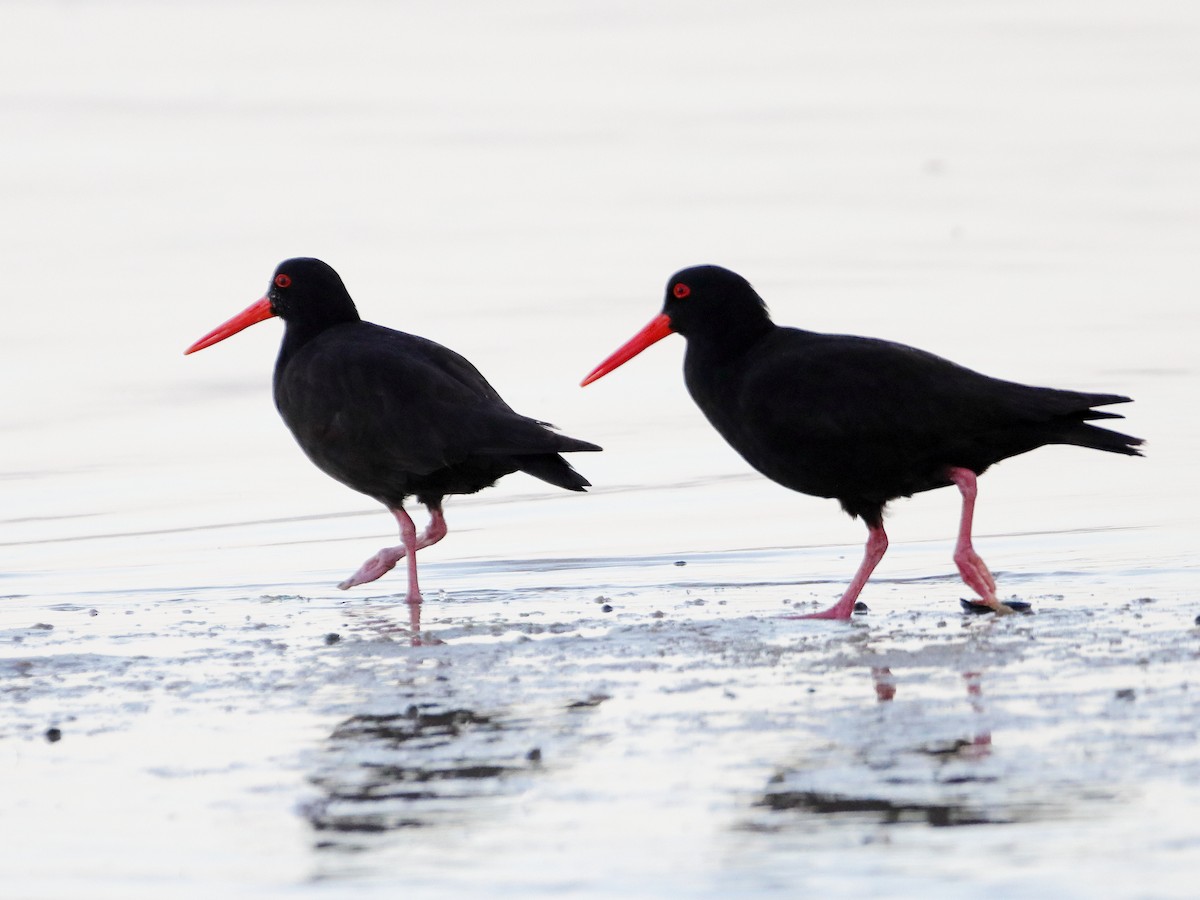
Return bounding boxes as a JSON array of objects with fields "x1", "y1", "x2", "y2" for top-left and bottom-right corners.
[
  {"x1": 582, "y1": 265, "x2": 1142, "y2": 619},
  {"x1": 187, "y1": 258, "x2": 600, "y2": 604}
]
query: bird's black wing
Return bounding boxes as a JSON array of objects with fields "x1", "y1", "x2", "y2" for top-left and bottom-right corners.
[
  {"x1": 727, "y1": 328, "x2": 1131, "y2": 499},
  {"x1": 276, "y1": 323, "x2": 596, "y2": 484}
]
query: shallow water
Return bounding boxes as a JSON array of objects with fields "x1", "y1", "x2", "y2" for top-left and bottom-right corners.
[{"x1": 3, "y1": 1, "x2": 1199, "y2": 897}]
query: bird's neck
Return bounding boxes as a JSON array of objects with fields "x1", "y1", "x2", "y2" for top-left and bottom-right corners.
[
  {"x1": 683, "y1": 318, "x2": 775, "y2": 364},
  {"x1": 276, "y1": 320, "x2": 337, "y2": 370}
]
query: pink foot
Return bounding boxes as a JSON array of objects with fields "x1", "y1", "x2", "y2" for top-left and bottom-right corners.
[
  {"x1": 338, "y1": 546, "x2": 405, "y2": 590},
  {"x1": 954, "y1": 545, "x2": 997, "y2": 597},
  {"x1": 954, "y1": 545, "x2": 1013, "y2": 614},
  {"x1": 783, "y1": 523, "x2": 887, "y2": 622},
  {"x1": 337, "y1": 506, "x2": 447, "y2": 594},
  {"x1": 946, "y1": 466, "x2": 1014, "y2": 615},
  {"x1": 785, "y1": 599, "x2": 857, "y2": 621}
]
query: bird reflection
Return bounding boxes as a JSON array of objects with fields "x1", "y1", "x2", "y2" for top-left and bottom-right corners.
[
  {"x1": 757, "y1": 668, "x2": 999, "y2": 826},
  {"x1": 871, "y1": 666, "x2": 992, "y2": 755},
  {"x1": 343, "y1": 599, "x2": 439, "y2": 646}
]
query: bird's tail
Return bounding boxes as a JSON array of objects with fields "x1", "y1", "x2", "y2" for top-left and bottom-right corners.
[
  {"x1": 1062, "y1": 421, "x2": 1144, "y2": 457},
  {"x1": 1034, "y1": 391, "x2": 1144, "y2": 457},
  {"x1": 552, "y1": 435, "x2": 603, "y2": 454},
  {"x1": 515, "y1": 453, "x2": 594, "y2": 491}
]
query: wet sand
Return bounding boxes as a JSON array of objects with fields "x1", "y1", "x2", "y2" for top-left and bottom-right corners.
[{"x1": 4, "y1": 534, "x2": 1199, "y2": 898}]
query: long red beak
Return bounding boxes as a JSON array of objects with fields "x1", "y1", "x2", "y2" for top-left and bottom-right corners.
[
  {"x1": 580, "y1": 313, "x2": 674, "y2": 386},
  {"x1": 184, "y1": 296, "x2": 276, "y2": 355}
]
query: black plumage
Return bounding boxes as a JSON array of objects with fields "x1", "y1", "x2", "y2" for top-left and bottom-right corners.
[{"x1": 583, "y1": 264, "x2": 1141, "y2": 618}]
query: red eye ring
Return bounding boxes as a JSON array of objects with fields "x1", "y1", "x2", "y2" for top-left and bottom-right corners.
[
  {"x1": 275, "y1": 274, "x2": 292, "y2": 288},
  {"x1": 673, "y1": 283, "x2": 690, "y2": 299}
]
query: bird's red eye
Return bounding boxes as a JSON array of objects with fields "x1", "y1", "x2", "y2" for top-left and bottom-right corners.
[
  {"x1": 275, "y1": 274, "x2": 292, "y2": 288},
  {"x1": 673, "y1": 283, "x2": 691, "y2": 299}
]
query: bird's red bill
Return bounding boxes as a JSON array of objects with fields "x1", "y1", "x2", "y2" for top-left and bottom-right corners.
[
  {"x1": 581, "y1": 313, "x2": 674, "y2": 386},
  {"x1": 184, "y1": 296, "x2": 276, "y2": 355}
]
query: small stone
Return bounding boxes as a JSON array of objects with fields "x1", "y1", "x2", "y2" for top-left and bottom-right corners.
[
  {"x1": 45, "y1": 727, "x2": 62, "y2": 743},
  {"x1": 1115, "y1": 688, "x2": 1136, "y2": 701},
  {"x1": 601, "y1": 604, "x2": 613, "y2": 613},
  {"x1": 1194, "y1": 614, "x2": 1200, "y2": 627},
  {"x1": 526, "y1": 747, "x2": 542, "y2": 762},
  {"x1": 853, "y1": 602, "x2": 869, "y2": 614},
  {"x1": 324, "y1": 633, "x2": 341, "y2": 645},
  {"x1": 651, "y1": 610, "x2": 665, "y2": 619},
  {"x1": 674, "y1": 560, "x2": 687, "y2": 567}
]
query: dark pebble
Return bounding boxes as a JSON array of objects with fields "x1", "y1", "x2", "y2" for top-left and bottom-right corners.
[
  {"x1": 526, "y1": 747, "x2": 542, "y2": 762},
  {"x1": 1194, "y1": 614, "x2": 1200, "y2": 626},
  {"x1": 960, "y1": 598, "x2": 1033, "y2": 614},
  {"x1": 324, "y1": 632, "x2": 341, "y2": 645},
  {"x1": 674, "y1": 560, "x2": 687, "y2": 566},
  {"x1": 853, "y1": 602, "x2": 869, "y2": 614},
  {"x1": 45, "y1": 727, "x2": 62, "y2": 743},
  {"x1": 601, "y1": 604, "x2": 613, "y2": 613},
  {"x1": 1115, "y1": 688, "x2": 1136, "y2": 701}
]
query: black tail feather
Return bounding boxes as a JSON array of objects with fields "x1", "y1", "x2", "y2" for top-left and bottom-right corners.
[
  {"x1": 1065, "y1": 422, "x2": 1144, "y2": 457},
  {"x1": 514, "y1": 453, "x2": 593, "y2": 491},
  {"x1": 1043, "y1": 391, "x2": 1142, "y2": 456}
]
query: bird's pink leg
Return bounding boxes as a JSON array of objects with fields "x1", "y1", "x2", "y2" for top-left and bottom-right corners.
[
  {"x1": 395, "y1": 507, "x2": 423, "y2": 604},
  {"x1": 418, "y1": 506, "x2": 448, "y2": 547},
  {"x1": 788, "y1": 523, "x2": 888, "y2": 621},
  {"x1": 947, "y1": 467, "x2": 1011, "y2": 615},
  {"x1": 337, "y1": 506, "x2": 448, "y2": 596}
]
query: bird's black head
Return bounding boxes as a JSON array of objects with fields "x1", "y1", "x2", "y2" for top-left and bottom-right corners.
[
  {"x1": 267, "y1": 258, "x2": 360, "y2": 328},
  {"x1": 661, "y1": 265, "x2": 772, "y2": 341},
  {"x1": 184, "y1": 257, "x2": 362, "y2": 356},
  {"x1": 580, "y1": 264, "x2": 775, "y2": 387}
]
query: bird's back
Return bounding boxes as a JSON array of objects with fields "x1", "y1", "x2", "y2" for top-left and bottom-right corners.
[
  {"x1": 685, "y1": 326, "x2": 1141, "y2": 519},
  {"x1": 275, "y1": 322, "x2": 598, "y2": 506}
]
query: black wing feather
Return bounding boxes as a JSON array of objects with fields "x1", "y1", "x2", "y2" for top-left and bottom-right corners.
[
  {"x1": 274, "y1": 322, "x2": 598, "y2": 505},
  {"x1": 688, "y1": 327, "x2": 1139, "y2": 511}
]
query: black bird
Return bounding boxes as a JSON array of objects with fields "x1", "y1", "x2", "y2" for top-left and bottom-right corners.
[
  {"x1": 187, "y1": 258, "x2": 600, "y2": 604},
  {"x1": 582, "y1": 265, "x2": 1142, "y2": 618}
]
